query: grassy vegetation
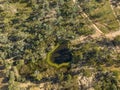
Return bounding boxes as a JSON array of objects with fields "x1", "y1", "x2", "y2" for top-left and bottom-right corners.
[
  {"x1": 81, "y1": 0, "x2": 119, "y2": 33},
  {"x1": 72, "y1": 38, "x2": 118, "y2": 66},
  {"x1": 0, "y1": 0, "x2": 120, "y2": 90}
]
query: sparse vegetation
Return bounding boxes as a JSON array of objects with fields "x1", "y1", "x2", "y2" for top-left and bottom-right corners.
[
  {"x1": 0, "y1": 0, "x2": 120, "y2": 90},
  {"x1": 80, "y1": 0, "x2": 119, "y2": 33}
]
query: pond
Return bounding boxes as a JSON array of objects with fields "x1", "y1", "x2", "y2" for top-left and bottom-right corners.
[{"x1": 51, "y1": 44, "x2": 72, "y2": 64}]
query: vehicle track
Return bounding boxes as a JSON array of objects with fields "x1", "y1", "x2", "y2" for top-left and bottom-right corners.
[{"x1": 71, "y1": 0, "x2": 120, "y2": 53}]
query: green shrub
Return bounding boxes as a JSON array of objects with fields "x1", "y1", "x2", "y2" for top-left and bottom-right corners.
[{"x1": 81, "y1": 68, "x2": 92, "y2": 77}]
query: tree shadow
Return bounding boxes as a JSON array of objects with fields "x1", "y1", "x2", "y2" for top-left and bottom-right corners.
[
  {"x1": 0, "y1": 65, "x2": 4, "y2": 70},
  {"x1": 2, "y1": 77, "x2": 9, "y2": 83}
]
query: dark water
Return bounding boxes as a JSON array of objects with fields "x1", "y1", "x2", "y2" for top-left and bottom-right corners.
[{"x1": 52, "y1": 48, "x2": 72, "y2": 64}]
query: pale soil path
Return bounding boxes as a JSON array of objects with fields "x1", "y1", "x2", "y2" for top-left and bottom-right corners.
[
  {"x1": 71, "y1": 30, "x2": 120, "y2": 44},
  {"x1": 11, "y1": 1, "x2": 120, "y2": 89},
  {"x1": 71, "y1": 0, "x2": 120, "y2": 45},
  {"x1": 81, "y1": 12, "x2": 104, "y2": 34},
  {"x1": 0, "y1": 1, "x2": 120, "y2": 89},
  {"x1": 71, "y1": 0, "x2": 120, "y2": 54},
  {"x1": 18, "y1": 81, "x2": 45, "y2": 89},
  {"x1": 105, "y1": 30, "x2": 120, "y2": 39},
  {"x1": 109, "y1": 0, "x2": 120, "y2": 29},
  {"x1": 109, "y1": 0, "x2": 120, "y2": 52}
]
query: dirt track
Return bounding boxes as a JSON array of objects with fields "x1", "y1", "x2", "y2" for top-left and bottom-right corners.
[{"x1": 71, "y1": 0, "x2": 120, "y2": 45}]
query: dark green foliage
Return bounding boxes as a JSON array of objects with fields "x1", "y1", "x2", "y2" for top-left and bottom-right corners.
[
  {"x1": 0, "y1": 0, "x2": 120, "y2": 90},
  {"x1": 95, "y1": 0, "x2": 103, "y2": 3},
  {"x1": 72, "y1": 41, "x2": 114, "y2": 66},
  {"x1": 94, "y1": 72, "x2": 119, "y2": 90},
  {"x1": 113, "y1": 35, "x2": 120, "y2": 45}
]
